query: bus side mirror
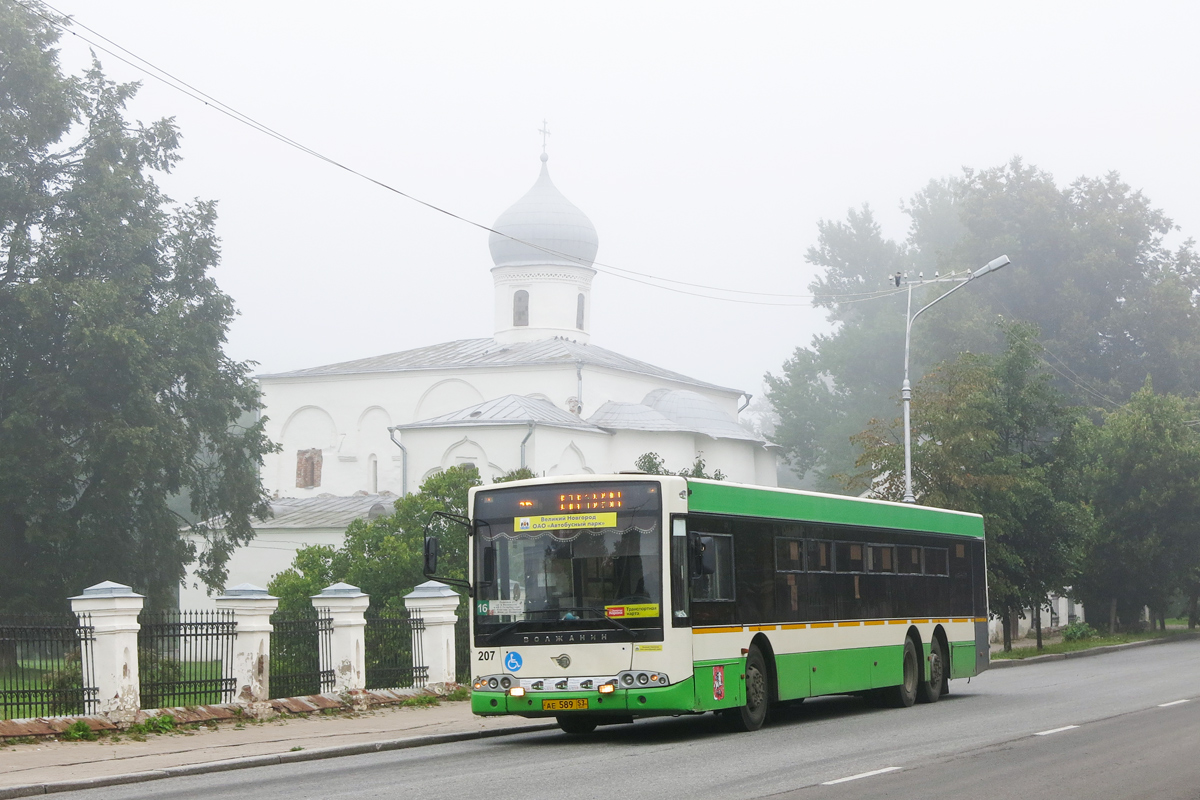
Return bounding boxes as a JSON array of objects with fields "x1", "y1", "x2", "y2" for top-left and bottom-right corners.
[
  {"x1": 690, "y1": 535, "x2": 716, "y2": 578},
  {"x1": 481, "y1": 546, "x2": 496, "y2": 585},
  {"x1": 423, "y1": 536, "x2": 440, "y2": 577}
]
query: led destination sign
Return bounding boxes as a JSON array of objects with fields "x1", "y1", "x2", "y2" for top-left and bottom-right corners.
[{"x1": 558, "y1": 491, "x2": 623, "y2": 512}]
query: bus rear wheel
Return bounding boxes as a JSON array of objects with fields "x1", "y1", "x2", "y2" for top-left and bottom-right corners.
[
  {"x1": 731, "y1": 646, "x2": 769, "y2": 731},
  {"x1": 557, "y1": 716, "x2": 597, "y2": 735},
  {"x1": 884, "y1": 637, "x2": 919, "y2": 708},
  {"x1": 918, "y1": 638, "x2": 947, "y2": 703}
]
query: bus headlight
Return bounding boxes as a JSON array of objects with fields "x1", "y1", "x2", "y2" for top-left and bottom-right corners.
[
  {"x1": 509, "y1": 686, "x2": 525, "y2": 697},
  {"x1": 617, "y1": 670, "x2": 669, "y2": 687},
  {"x1": 599, "y1": 683, "x2": 616, "y2": 694}
]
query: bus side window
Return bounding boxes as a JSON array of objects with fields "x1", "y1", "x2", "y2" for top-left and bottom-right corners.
[
  {"x1": 924, "y1": 547, "x2": 949, "y2": 576},
  {"x1": 692, "y1": 533, "x2": 734, "y2": 602}
]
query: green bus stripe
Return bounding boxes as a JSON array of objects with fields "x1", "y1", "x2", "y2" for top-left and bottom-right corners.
[{"x1": 686, "y1": 481, "x2": 984, "y2": 538}]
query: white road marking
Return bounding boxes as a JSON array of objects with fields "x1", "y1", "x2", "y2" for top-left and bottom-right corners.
[
  {"x1": 821, "y1": 767, "x2": 902, "y2": 785},
  {"x1": 1158, "y1": 699, "x2": 1190, "y2": 707},
  {"x1": 1034, "y1": 725, "x2": 1079, "y2": 736}
]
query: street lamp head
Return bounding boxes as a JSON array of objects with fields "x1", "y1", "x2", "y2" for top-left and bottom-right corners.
[{"x1": 972, "y1": 254, "x2": 1010, "y2": 279}]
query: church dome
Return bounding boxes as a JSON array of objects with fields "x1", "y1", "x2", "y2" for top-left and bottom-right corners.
[{"x1": 489, "y1": 154, "x2": 599, "y2": 269}]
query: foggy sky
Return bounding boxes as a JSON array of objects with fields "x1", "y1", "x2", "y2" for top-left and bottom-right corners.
[{"x1": 48, "y1": 1, "x2": 1200, "y2": 406}]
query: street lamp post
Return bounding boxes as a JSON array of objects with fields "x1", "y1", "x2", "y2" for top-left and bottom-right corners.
[{"x1": 900, "y1": 255, "x2": 1010, "y2": 504}]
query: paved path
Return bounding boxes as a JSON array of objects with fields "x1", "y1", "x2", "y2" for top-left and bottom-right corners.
[{"x1": 0, "y1": 701, "x2": 548, "y2": 791}]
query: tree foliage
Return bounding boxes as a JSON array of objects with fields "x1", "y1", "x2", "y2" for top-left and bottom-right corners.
[
  {"x1": 849, "y1": 322, "x2": 1092, "y2": 629},
  {"x1": 633, "y1": 452, "x2": 726, "y2": 480},
  {"x1": 269, "y1": 466, "x2": 482, "y2": 612},
  {"x1": 0, "y1": 4, "x2": 273, "y2": 610},
  {"x1": 768, "y1": 159, "x2": 1200, "y2": 489},
  {"x1": 1074, "y1": 383, "x2": 1200, "y2": 630}
]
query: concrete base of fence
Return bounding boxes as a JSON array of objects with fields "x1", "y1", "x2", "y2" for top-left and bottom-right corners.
[{"x1": 0, "y1": 686, "x2": 457, "y2": 740}]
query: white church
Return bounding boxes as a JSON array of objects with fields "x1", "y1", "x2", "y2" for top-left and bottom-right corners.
[{"x1": 180, "y1": 152, "x2": 776, "y2": 607}]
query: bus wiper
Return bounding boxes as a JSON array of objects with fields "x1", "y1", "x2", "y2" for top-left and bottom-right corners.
[
  {"x1": 484, "y1": 619, "x2": 535, "y2": 644},
  {"x1": 553, "y1": 607, "x2": 633, "y2": 635}
]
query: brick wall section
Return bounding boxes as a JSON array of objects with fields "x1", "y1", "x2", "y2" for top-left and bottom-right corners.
[{"x1": 296, "y1": 448, "x2": 322, "y2": 488}]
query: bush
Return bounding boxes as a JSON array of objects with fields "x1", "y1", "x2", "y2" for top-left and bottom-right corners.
[
  {"x1": 61, "y1": 720, "x2": 96, "y2": 741},
  {"x1": 127, "y1": 713, "x2": 176, "y2": 736},
  {"x1": 1062, "y1": 621, "x2": 1097, "y2": 641}
]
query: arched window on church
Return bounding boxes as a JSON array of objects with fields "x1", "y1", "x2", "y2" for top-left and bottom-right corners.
[
  {"x1": 576, "y1": 293, "x2": 585, "y2": 330},
  {"x1": 513, "y1": 290, "x2": 529, "y2": 327}
]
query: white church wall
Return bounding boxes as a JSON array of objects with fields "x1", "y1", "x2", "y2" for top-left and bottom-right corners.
[
  {"x1": 701, "y1": 436, "x2": 759, "y2": 484},
  {"x1": 492, "y1": 264, "x2": 595, "y2": 345},
  {"x1": 533, "y1": 428, "x2": 610, "y2": 477},
  {"x1": 755, "y1": 447, "x2": 779, "y2": 486},
  {"x1": 179, "y1": 527, "x2": 346, "y2": 610},
  {"x1": 413, "y1": 378, "x2": 486, "y2": 420},
  {"x1": 583, "y1": 367, "x2": 743, "y2": 417},
  {"x1": 606, "y1": 430, "x2": 694, "y2": 474}
]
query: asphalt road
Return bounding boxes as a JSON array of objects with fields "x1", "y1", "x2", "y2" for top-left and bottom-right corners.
[{"x1": 66, "y1": 639, "x2": 1200, "y2": 800}]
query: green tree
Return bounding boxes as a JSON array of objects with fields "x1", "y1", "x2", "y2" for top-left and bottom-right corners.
[
  {"x1": 768, "y1": 160, "x2": 1200, "y2": 489},
  {"x1": 0, "y1": 5, "x2": 273, "y2": 610},
  {"x1": 269, "y1": 465, "x2": 482, "y2": 612},
  {"x1": 633, "y1": 452, "x2": 726, "y2": 480},
  {"x1": 1075, "y1": 383, "x2": 1200, "y2": 631},
  {"x1": 849, "y1": 322, "x2": 1092, "y2": 649}
]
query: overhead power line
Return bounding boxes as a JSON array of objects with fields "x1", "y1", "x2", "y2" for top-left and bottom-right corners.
[{"x1": 18, "y1": 0, "x2": 905, "y2": 308}]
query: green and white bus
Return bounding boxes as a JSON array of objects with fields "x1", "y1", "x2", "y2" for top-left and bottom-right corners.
[{"x1": 426, "y1": 474, "x2": 989, "y2": 734}]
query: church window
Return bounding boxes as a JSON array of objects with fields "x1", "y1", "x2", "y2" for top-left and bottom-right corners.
[
  {"x1": 296, "y1": 448, "x2": 322, "y2": 488},
  {"x1": 513, "y1": 290, "x2": 529, "y2": 327},
  {"x1": 576, "y1": 293, "x2": 585, "y2": 330}
]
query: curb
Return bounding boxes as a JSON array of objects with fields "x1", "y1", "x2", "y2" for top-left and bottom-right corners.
[
  {"x1": 0, "y1": 721, "x2": 559, "y2": 799},
  {"x1": 987, "y1": 631, "x2": 1200, "y2": 669}
]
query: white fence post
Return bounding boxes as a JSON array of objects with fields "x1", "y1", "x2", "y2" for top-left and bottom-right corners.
[
  {"x1": 314, "y1": 582, "x2": 368, "y2": 694},
  {"x1": 68, "y1": 581, "x2": 143, "y2": 723},
  {"x1": 215, "y1": 583, "x2": 278, "y2": 714},
  {"x1": 404, "y1": 581, "x2": 459, "y2": 687}
]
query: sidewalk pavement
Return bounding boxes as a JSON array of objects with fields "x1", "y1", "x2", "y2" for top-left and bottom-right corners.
[{"x1": 0, "y1": 700, "x2": 553, "y2": 796}]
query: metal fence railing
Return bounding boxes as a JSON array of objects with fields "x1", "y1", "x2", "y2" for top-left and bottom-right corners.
[
  {"x1": 364, "y1": 609, "x2": 426, "y2": 690},
  {"x1": 1, "y1": 613, "x2": 97, "y2": 720},
  {"x1": 269, "y1": 607, "x2": 333, "y2": 698},
  {"x1": 137, "y1": 609, "x2": 237, "y2": 709}
]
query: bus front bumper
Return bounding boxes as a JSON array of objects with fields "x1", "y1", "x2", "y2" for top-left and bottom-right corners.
[{"x1": 472, "y1": 677, "x2": 697, "y2": 718}]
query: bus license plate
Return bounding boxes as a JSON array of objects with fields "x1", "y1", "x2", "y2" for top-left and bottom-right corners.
[{"x1": 542, "y1": 698, "x2": 589, "y2": 711}]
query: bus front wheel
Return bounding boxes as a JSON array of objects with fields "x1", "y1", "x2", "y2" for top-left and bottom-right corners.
[
  {"x1": 731, "y1": 646, "x2": 769, "y2": 731},
  {"x1": 884, "y1": 637, "x2": 919, "y2": 708},
  {"x1": 557, "y1": 716, "x2": 597, "y2": 735},
  {"x1": 918, "y1": 638, "x2": 947, "y2": 703}
]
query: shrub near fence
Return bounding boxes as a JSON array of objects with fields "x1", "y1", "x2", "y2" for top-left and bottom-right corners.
[
  {"x1": 1, "y1": 613, "x2": 97, "y2": 720},
  {"x1": 137, "y1": 610, "x2": 236, "y2": 709},
  {"x1": 270, "y1": 607, "x2": 334, "y2": 698},
  {"x1": 364, "y1": 609, "x2": 427, "y2": 690}
]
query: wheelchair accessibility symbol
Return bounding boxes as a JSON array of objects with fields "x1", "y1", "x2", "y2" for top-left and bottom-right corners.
[{"x1": 504, "y1": 651, "x2": 523, "y2": 672}]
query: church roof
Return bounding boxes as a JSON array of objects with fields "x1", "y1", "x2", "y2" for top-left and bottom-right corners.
[
  {"x1": 260, "y1": 337, "x2": 742, "y2": 395},
  {"x1": 197, "y1": 493, "x2": 397, "y2": 531},
  {"x1": 489, "y1": 154, "x2": 599, "y2": 269},
  {"x1": 394, "y1": 394, "x2": 606, "y2": 433},
  {"x1": 589, "y1": 389, "x2": 765, "y2": 443}
]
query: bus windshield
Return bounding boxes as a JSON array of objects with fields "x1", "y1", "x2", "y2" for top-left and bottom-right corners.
[{"x1": 472, "y1": 482, "x2": 662, "y2": 642}]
